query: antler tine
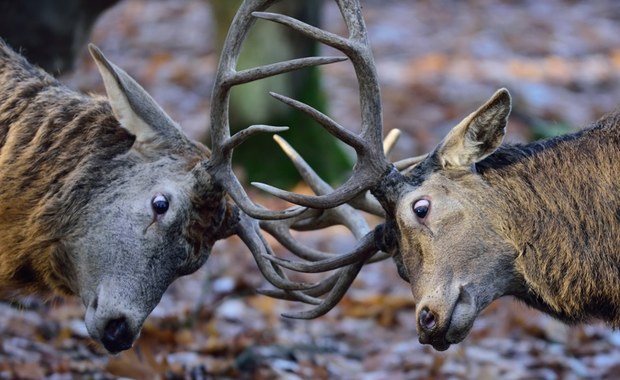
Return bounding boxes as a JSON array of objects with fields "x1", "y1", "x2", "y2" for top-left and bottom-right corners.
[
  {"x1": 226, "y1": 56, "x2": 347, "y2": 87},
  {"x1": 234, "y1": 212, "x2": 319, "y2": 291},
  {"x1": 258, "y1": 238, "x2": 375, "y2": 317},
  {"x1": 394, "y1": 154, "x2": 428, "y2": 171},
  {"x1": 272, "y1": 135, "x2": 332, "y2": 198},
  {"x1": 262, "y1": 231, "x2": 375, "y2": 273},
  {"x1": 260, "y1": 134, "x2": 369, "y2": 245},
  {"x1": 209, "y1": 0, "x2": 350, "y2": 220},
  {"x1": 250, "y1": 0, "x2": 392, "y2": 210},
  {"x1": 383, "y1": 129, "x2": 401, "y2": 156},
  {"x1": 257, "y1": 272, "x2": 339, "y2": 303},
  {"x1": 282, "y1": 257, "x2": 370, "y2": 319}
]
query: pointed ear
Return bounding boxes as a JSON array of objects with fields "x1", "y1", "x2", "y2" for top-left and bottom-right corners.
[
  {"x1": 433, "y1": 88, "x2": 511, "y2": 170},
  {"x1": 88, "y1": 44, "x2": 188, "y2": 149}
]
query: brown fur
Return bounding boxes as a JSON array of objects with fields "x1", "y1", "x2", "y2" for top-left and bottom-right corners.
[
  {"x1": 480, "y1": 113, "x2": 620, "y2": 324},
  {"x1": 0, "y1": 43, "x2": 133, "y2": 297},
  {"x1": 374, "y1": 89, "x2": 620, "y2": 350}
]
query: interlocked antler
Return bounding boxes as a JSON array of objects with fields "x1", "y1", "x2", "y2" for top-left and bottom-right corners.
[
  {"x1": 208, "y1": 0, "x2": 350, "y2": 292},
  {"x1": 212, "y1": 0, "x2": 427, "y2": 318},
  {"x1": 258, "y1": 127, "x2": 429, "y2": 318},
  {"x1": 237, "y1": 0, "x2": 432, "y2": 318},
  {"x1": 257, "y1": 133, "x2": 401, "y2": 318}
]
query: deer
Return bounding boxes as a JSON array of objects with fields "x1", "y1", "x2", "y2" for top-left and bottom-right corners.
[
  {"x1": 233, "y1": 0, "x2": 620, "y2": 353},
  {"x1": 0, "y1": 0, "x2": 376, "y2": 353}
]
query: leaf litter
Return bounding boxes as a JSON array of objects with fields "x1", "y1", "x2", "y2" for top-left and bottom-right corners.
[{"x1": 4, "y1": 0, "x2": 620, "y2": 378}]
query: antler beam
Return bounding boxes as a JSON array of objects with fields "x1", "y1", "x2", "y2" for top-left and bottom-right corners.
[{"x1": 211, "y1": 0, "x2": 412, "y2": 319}]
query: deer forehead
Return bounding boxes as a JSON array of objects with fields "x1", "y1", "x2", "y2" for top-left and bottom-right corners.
[
  {"x1": 394, "y1": 172, "x2": 491, "y2": 238},
  {"x1": 397, "y1": 173, "x2": 459, "y2": 212},
  {"x1": 123, "y1": 155, "x2": 202, "y2": 184}
]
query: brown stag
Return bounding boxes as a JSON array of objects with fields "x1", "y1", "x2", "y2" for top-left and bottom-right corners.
[
  {"x1": 245, "y1": 0, "x2": 620, "y2": 352},
  {"x1": 0, "y1": 0, "x2": 366, "y2": 353}
]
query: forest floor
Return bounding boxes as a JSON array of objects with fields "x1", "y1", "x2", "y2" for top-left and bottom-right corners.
[{"x1": 3, "y1": 0, "x2": 620, "y2": 379}]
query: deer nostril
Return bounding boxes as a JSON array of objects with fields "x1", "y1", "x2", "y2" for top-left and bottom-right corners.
[
  {"x1": 101, "y1": 317, "x2": 134, "y2": 354},
  {"x1": 419, "y1": 307, "x2": 437, "y2": 332}
]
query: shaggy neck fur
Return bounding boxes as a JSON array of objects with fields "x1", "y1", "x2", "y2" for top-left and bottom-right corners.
[
  {"x1": 0, "y1": 42, "x2": 134, "y2": 298},
  {"x1": 479, "y1": 112, "x2": 620, "y2": 325}
]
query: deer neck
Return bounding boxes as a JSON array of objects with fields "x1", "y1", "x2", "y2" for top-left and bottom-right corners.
[
  {"x1": 0, "y1": 67, "x2": 134, "y2": 298},
  {"x1": 479, "y1": 115, "x2": 620, "y2": 325}
]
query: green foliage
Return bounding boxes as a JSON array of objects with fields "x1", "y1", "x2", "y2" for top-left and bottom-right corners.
[{"x1": 528, "y1": 120, "x2": 574, "y2": 140}]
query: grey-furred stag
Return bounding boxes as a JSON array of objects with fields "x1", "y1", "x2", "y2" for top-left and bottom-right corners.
[
  {"x1": 0, "y1": 0, "x2": 354, "y2": 353},
  {"x1": 248, "y1": 0, "x2": 620, "y2": 352}
]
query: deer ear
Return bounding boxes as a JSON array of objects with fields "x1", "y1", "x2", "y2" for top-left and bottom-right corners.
[
  {"x1": 434, "y1": 88, "x2": 511, "y2": 170},
  {"x1": 88, "y1": 44, "x2": 187, "y2": 149}
]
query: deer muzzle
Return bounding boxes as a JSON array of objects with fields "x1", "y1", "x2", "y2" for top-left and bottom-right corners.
[
  {"x1": 83, "y1": 280, "x2": 158, "y2": 354},
  {"x1": 415, "y1": 284, "x2": 478, "y2": 351}
]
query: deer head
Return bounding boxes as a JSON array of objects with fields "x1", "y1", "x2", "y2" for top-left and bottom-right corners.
[
  {"x1": 238, "y1": 0, "x2": 527, "y2": 352},
  {"x1": 74, "y1": 22, "x2": 329, "y2": 351},
  {"x1": 380, "y1": 89, "x2": 517, "y2": 350},
  {"x1": 70, "y1": 45, "x2": 225, "y2": 353}
]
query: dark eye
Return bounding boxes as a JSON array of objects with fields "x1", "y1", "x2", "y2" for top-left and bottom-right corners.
[
  {"x1": 413, "y1": 199, "x2": 430, "y2": 219},
  {"x1": 152, "y1": 194, "x2": 169, "y2": 215}
]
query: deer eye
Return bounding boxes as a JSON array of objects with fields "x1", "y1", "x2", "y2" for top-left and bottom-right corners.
[
  {"x1": 413, "y1": 199, "x2": 430, "y2": 220},
  {"x1": 152, "y1": 194, "x2": 169, "y2": 215}
]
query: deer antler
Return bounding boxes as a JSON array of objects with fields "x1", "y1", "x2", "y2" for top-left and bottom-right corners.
[
  {"x1": 209, "y1": 0, "x2": 350, "y2": 221},
  {"x1": 256, "y1": 130, "x2": 409, "y2": 318},
  {"x1": 226, "y1": 0, "x2": 433, "y2": 318},
  {"x1": 211, "y1": 0, "x2": 427, "y2": 317},
  {"x1": 206, "y1": 0, "x2": 357, "y2": 292},
  {"x1": 249, "y1": 1, "x2": 394, "y2": 209}
]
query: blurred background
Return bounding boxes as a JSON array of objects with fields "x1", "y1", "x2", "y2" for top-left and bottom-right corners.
[{"x1": 2, "y1": 0, "x2": 620, "y2": 378}]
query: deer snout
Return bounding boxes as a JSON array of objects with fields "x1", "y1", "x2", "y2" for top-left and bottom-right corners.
[
  {"x1": 418, "y1": 306, "x2": 437, "y2": 332},
  {"x1": 84, "y1": 290, "x2": 145, "y2": 354},
  {"x1": 415, "y1": 285, "x2": 478, "y2": 351},
  {"x1": 101, "y1": 317, "x2": 134, "y2": 354},
  {"x1": 415, "y1": 303, "x2": 451, "y2": 351}
]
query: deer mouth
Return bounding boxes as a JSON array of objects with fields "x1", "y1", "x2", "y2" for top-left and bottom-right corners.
[
  {"x1": 417, "y1": 285, "x2": 479, "y2": 351},
  {"x1": 421, "y1": 335, "x2": 452, "y2": 351},
  {"x1": 417, "y1": 317, "x2": 465, "y2": 351}
]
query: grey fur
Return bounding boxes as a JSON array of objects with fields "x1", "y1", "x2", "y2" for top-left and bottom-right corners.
[{"x1": 0, "y1": 40, "x2": 232, "y2": 353}]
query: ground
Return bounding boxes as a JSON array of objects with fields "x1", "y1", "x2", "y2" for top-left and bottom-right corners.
[{"x1": 2, "y1": 0, "x2": 620, "y2": 379}]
